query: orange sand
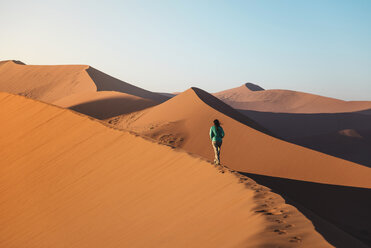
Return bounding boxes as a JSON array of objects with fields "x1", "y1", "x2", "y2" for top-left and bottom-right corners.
[
  {"x1": 110, "y1": 88, "x2": 371, "y2": 188},
  {"x1": 54, "y1": 91, "x2": 157, "y2": 119},
  {"x1": 108, "y1": 87, "x2": 371, "y2": 247},
  {"x1": 0, "y1": 92, "x2": 332, "y2": 248},
  {"x1": 0, "y1": 60, "x2": 167, "y2": 118},
  {"x1": 214, "y1": 83, "x2": 371, "y2": 113}
]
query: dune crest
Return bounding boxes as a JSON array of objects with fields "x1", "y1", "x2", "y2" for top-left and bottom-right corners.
[
  {"x1": 0, "y1": 60, "x2": 167, "y2": 119},
  {"x1": 54, "y1": 91, "x2": 157, "y2": 119},
  {"x1": 0, "y1": 92, "x2": 332, "y2": 248},
  {"x1": 110, "y1": 87, "x2": 371, "y2": 188},
  {"x1": 216, "y1": 83, "x2": 371, "y2": 169},
  {"x1": 109, "y1": 87, "x2": 371, "y2": 247},
  {"x1": 214, "y1": 84, "x2": 371, "y2": 113}
]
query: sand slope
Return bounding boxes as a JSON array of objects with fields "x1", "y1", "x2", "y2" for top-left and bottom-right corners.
[
  {"x1": 109, "y1": 87, "x2": 371, "y2": 247},
  {"x1": 238, "y1": 101, "x2": 371, "y2": 168},
  {"x1": 54, "y1": 91, "x2": 157, "y2": 119},
  {"x1": 214, "y1": 83, "x2": 371, "y2": 113},
  {"x1": 110, "y1": 88, "x2": 371, "y2": 188},
  {"x1": 292, "y1": 128, "x2": 371, "y2": 167},
  {"x1": 0, "y1": 60, "x2": 93, "y2": 102},
  {"x1": 0, "y1": 60, "x2": 167, "y2": 118},
  {"x1": 0, "y1": 92, "x2": 332, "y2": 248},
  {"x1": 216, "y1": 83, "x2": 371, "y2": 169}
]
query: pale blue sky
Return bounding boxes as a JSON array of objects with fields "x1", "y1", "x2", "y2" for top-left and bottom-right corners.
[{"x1": 1, "y1": 0, "x2": 370, "y2": 100}]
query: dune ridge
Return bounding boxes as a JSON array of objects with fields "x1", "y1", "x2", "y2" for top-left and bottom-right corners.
[
  {"x1": 110, "y1": 87, "x2": 371, "y2": 188},
  {"x1": 54, "y1": 91, "x2": 157, "y2": 119},
  {"x1": 214, "y1": 83, "x2": 371, "y2": 113},
  {"x1": 108, "y1": 87, "x2": 371, "y2": 247},
  {"x1": 0, "y1": 60, "x2": 167, "y2": 119},
  {"x1": 0, "y1": 92, "x2": 331, "y2": 247}
]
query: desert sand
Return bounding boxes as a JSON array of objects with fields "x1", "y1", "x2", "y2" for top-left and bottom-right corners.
[
  {"x1": 54, "y1": 91, "x2": 157, "y2": 119},
  {"x1": 214, "y1": 83, "x2": 371, "y2": 113},
  {"x1": 1, "y1": 61, "x2": 370, "y2": 247},
  {"x1": 242, "y1": 109, "x2": 371, "y2": 167},
  {"x1": 109, "y1": 87, "x2": 371, "y2": 247},
  {"x1": 110, "y1": 88, "x2": 371, "y2": 187},
  {"x1": 0, "y1": 92, "x2": 333, "y2": 248},
  {"x1": 0, "y1": 60, "x2": 167, "y2": 119},
  {"x1": 216, "y1": 83, "x2": 371, "y2": 167}
]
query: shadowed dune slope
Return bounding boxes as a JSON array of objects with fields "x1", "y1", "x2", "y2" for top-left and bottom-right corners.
[
  {"x1": 108, "y1": 88, "x2": 371, "y2": 246},
  {"x1": 86, "y1": 67, "x2": 169, "y2": 102},
  {"x1": 240, "y1": 110, "x2": 371, "y2": 140},
  {"x1": 54, "y1": 91, "x2": 157, "y2": 119},
  {"x1": 216, "y1": 83, "x2": 371, "y2": 170},
  {"x1": 110, "y1": 88, "x2": 371, "y2": 188},
  {"x1": 214, "y1": 84, "x2": 371, "y2": 113},
  {"x1": 292, "y1": 128, "x2": 371, "y2": 168},
  {"x1": 0, "y1": 60, "x2": 167, "y2": 118},
  {"x1": 239, "y1": 108, "x2": 371, "y2": 167},
  {"x1": 0, "y1": 92, "x2": 332, "y2": 248}
]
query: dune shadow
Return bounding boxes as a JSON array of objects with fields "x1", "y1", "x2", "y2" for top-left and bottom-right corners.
[
  {"x1": 86, "y1": 67, "x2": 169, "y2": 103},
  {"x1": 240, "y1": 109, "x2": 371, "y2": 167},
  {"x1": 191, "y1": 87, "x2": 274, "y2": 136},
  {"x1": 69, "y1": 97, "x2": 156, "y2": 120},
  {"x1": 240, "y1": 109, "x2": 371, "y2": 138},
  {"x1": 293, "y1": 129, "x2": 371, "y2": 167},
  {"x1": 244, "y1": 82, "x2": 265, "y2": 91},
  {"x1": 242, "y1": 172, "x2": 371, "y2": 248},
  {"x1": 357, "y1": 109, "x2": 371, "y2": 115}
]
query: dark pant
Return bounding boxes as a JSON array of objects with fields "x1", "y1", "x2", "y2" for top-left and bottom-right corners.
[{"x1": 212, "y1": 140, "x2": 222, "y2": 164}]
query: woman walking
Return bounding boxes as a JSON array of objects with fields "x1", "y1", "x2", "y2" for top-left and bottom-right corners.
[{"x1": 209, "y1": 119, "x2": 225, "y2": 165}]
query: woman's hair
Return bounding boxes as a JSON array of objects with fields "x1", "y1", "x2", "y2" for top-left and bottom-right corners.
[{"x1": 213, "y1": 119, "x2": 220, "y2": 127}]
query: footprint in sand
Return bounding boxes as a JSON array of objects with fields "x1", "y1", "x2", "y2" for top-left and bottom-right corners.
[
  {"x1": 255, "y1": 209, "x2": 282, "y2": 216},
  {"x1": 289, "y1": 236, "x2": 302, "y2": 243},
  {"x1": 280, "y1": 209, "x2": 289, "y2": 214},
  {"x1": 238, "y1": 178, "x2": 248, "y2": 183},
  {"x1": 275, "y1": 219, "x2": 286, "y2": 224},
  {"x1": 216, "y1": 167, "x2": 225, "y2": 173},
  {"x1": 274, "y1": 229, "x2": 287, "y2": 235}
]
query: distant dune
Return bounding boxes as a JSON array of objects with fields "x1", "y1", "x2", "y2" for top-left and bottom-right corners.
[
  {"x1": 54, "y1": 91, "x2": 157, "y2": 119},
  {"x1": 156, "y1": 92, "x2": 177, "y2": 98},
  {"x1": 214, "y1": 83, "x2": 371, "y2": 113},
  {"x1": 1, "y1": 60, "x2": 370, "y2": 246},
  {"x1": 110, "y1": 87, "x2": 371, "y2": 187},
  {"x1": 292, "y1": 128, "x2": 371, "y2": 167},
  {"x1": 108, "y1": 87, "x2": 371, "y2": 247},
  {"x1": 0, "y1": 60, "x2": 167, "y2": 119},
  {"x1": 216, "y1": 82, "x2": 371, "y2": 168},
  {"x1": 0, "y1": 92, "x2": 332, "y2": 248}
]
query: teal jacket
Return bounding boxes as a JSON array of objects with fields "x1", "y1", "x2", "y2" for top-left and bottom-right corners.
[{"x1": 209, "y1": 126, "x2": 225, "y2": 142}]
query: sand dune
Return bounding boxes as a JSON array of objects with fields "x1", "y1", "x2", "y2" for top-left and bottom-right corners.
[
  {"x1": 108, "y1": 87, "x2": 371, "y2": 247},
  {"x1": 214, "y1": 83, "x2": 371, "y2": 113},
  {"x1": 0, "y1": 60, "x2": 93, "y2": 102},
  {"x1": 292, "y1": 128, "x2": 371, "y2": 167},
  {"x1": 110, "y1": 87, "x2": 371, "y2": 188},
  {"x1": 0, "y1": 92, "x2": 332, "y2": 248},
  {"x1": 86, "y1": 66, "x2": 168, "y2": 102},
  {"x1": 54, "y1": 91, "x2": 157, "y2": 119},
  {"x1": 217, "y1": 83, "x2": 371, "y2": 171},
  {"x1": 0, "y1": 60, "x2": 167, "y2": 118},
  {"x1": 239, "y1": 106, "x2": 371, "y2": 168}
]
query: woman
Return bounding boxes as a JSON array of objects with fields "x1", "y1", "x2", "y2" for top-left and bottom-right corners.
[{"x1": 209, "y1": 119, "x2": 225, "y2": 165}]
